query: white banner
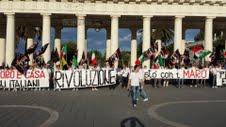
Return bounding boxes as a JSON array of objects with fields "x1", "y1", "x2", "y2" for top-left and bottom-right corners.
[
  {"x1": 144, "y1": 69, "x2": 209, "y2": 80},
  {"x1": 217, "y1": 70, "x2": 226, "y2": 86},
  {"x1": 0, "y1": 69, "x2": 49, "y2": 89},
  {"x1": 54, "y1": 69, "x2": 117, "y2": 89}
]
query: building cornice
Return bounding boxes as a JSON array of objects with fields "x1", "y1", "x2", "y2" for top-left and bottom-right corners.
[{"x1": 1, "y1": 1, "x2": 226, "y2": 17}]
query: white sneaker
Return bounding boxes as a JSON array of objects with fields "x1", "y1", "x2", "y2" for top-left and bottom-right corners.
[
  {"x1": 143, "y1": 98, "x2": 149, "y2": 102},
  {"x1": 133, "y1": 104, "x2": 137, "y2": 107}
]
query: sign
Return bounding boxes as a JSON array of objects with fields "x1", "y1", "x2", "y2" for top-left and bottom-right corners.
[
  {"x1": 144, "y1": 69, "x2": 209, "y2": 80},
  {"x1": 54, "y1": 69, "x2": 117, "y2": 89},
  {"x1": 217, "y1": 70, "x2": 226, "y2": 86},
  {"x1": 0, "y1": 69, "x2": 49, "y2": 89}
]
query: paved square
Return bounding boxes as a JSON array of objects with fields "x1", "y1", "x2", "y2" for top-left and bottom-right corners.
[{"x1": 0, "y1": 86, "x2": 226, "y2": 127}]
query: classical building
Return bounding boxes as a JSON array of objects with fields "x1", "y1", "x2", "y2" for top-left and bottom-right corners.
[{"x1": 1, "y1": 0, "x2": 226, "y2": 68}]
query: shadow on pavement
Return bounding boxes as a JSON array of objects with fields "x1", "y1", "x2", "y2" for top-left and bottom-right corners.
[{"x1": 120, "y1": 117, "x2": 145, "y2": 127}]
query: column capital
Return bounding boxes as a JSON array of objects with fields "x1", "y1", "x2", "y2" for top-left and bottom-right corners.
[
  {"x1": 175, "y1": 15, "x2": 185, "y2": 19},
  {"x1": 76, "y1": 14, "x2": 86, "y2": 19},
  {"x1": 40, "y1": 13, "x2": 51, "y2": 16},
  {"x1": 143, "y1": 15, "x2": 153, "y2": 18},
  {"x1": 4, "y1": 12, "x2": 15, "y2": 16},
  {"x1": 111, "y1": 15, "x2": 120, "y2": 18},
  {"x1": 206, "y1": 16, "x2": 216, "y2": 20}
]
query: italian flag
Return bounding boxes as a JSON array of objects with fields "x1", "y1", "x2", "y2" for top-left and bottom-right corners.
[
  {"x1": 135, "y1": 54, "x2": 145, "y2": 65},
  {"x1": 224, "y1": 51, "x2": 226, "y2": 58},
  {"x1": 91, "y1": 51, "x2": 97, "y2": 66},
  {"x1": 197, "y1": 50, "x2": 212, "y2": 59}
]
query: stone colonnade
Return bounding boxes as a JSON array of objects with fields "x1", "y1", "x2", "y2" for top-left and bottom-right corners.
[{"x1": 0, "y1": 14, "x2": 215, "y2": 68}]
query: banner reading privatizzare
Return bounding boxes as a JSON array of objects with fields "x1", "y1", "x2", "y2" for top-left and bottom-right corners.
[
  {"x1": 217, "y1": 70, "x2": 226, "y2": 86},
  {"x1": 54, "y1": 69, "x2": 117, "y2": 89},
  {"x1": 0, "y1": 69, "x2": 49, "y2": 89},
  {"x1": 144, "y1": 69, "x2": 209, "y2": 80}
]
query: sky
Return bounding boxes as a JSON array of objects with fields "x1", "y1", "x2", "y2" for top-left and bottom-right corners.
[{"x1": 16, "y1": 28, "x2": 200, "y2": 54}]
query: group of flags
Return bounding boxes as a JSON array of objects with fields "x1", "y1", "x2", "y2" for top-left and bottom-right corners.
[
  {"x1": 51, "y1": 44, "x2": 100, "y2": 70},
  {"x1": 12, "y1": 42, "x2": 49, "y2": 74},
  {"x1": 135, "y1": 42, "x2": 213, "y2": 68}
]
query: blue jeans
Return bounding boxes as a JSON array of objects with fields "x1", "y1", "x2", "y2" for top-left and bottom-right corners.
[
  {"x1": 138, "y1": 86, "x2": 148, "y2": 99},
  {"x1": 131, "y1": 86, "x2": 139, "y2": 105}
]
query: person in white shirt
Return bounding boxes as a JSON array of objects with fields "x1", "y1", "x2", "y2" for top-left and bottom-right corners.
[{"x1": 127, "y1": 65, "x2": 148, "y2": 108}]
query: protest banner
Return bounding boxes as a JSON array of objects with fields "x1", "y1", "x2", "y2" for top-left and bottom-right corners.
[
  {"x1": 144, "y1": 69, "x2": 209, "y2": 80},
  {"x1": 0, "y1": 69, "x2": 49, "y2": 89},
  {"x1": 217, "y1": 70, "x2": 226, "y2": 86},
  {"x1": 54, "y1": 68, "x2": 117, "y2": 89}
]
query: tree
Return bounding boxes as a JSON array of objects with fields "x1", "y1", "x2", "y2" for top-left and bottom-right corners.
[
  {"x1": 62, "y1": 41, "x2": 77, "y2": 65},
  {"x1": 118, "y1": 51, "x2": 131, "y2": 67}
]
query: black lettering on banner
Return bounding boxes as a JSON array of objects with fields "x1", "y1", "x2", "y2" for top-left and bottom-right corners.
[
  {"x1": 98, "y1": 69, "x2": 105, "y2": 86},
  {"x1": 144, "y1": 71, "x2": 150, "y2": 80},
  {"x1": 151, "y1": 71, "x2": 157, "y2": 78},
  {"x1": 90, "y1": 70, "x2": 98, "y2": 86},
  {"x1": 0, "y1": 80, "x2": 6, "y2": 88},
  {"x1": 65, "y1": 71, "x2": 73, "y2": 88},
  {"x1": 33, "y1": 80, "x2": 39, "y2": 87},
  {"x1": 73, "y1": 71, "x2": 79, "y2": 87},
  {"x1": 104, "y1": 70, "x2": 109, "y2": 85},
  {"x1": 78, "y1": 70, "x2": 82, "y2": 87},
  {"x1": 223, "y1": 78, "x2": 226, "y2": 85},
  {"x1": 109, "y1": 70, "x2": 116, "y2": 84},
  {"x1": 55, "y1": 71, "x2": 63, "y2": 88}
]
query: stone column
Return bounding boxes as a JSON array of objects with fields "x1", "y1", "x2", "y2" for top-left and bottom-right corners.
[
  {"x1": 131, "y1": 28, "x2": 137, "y2": 67},
  {"x1": 0, "y1": 25, "x2": 5, "y2": 66},
  {"x1": 54, "y1": 26, "x2": 61, "y2": 56},
  {"x1": 41, "y1": 13, "x2": 51, "y2": 63},
  {"x1": 106, "y1": 28, "x2": 111, "y2": 59},
  {"x1": 77, "y1": 15, "x2": 86, "y2": 62},
  {"x1": 26, "y1": 26, "x2": 35, "y2": 65},
  {"x1": 174, "y1": 16, "x2": 184, "y2": 51},
  {"x1": 205, "y1": 17, "x2": 215, "y2": 52},
  {"x1": 111, "y1": 15, "x2": 120, "y2": 67},
  {"x1": 143, "y1": 16, "x2": 152, "y2": 68},
  {"x1": 5, "y1": 12, "x2": 15, "y2": 67},
  {"x1": 84, "y1": 28, "x2": 87, "y2": 58},
  {"x1": 223, "y1": 30, "x2": 226, "y2": 50}
]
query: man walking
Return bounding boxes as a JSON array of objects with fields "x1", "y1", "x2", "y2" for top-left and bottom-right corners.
[{"x1": 127, "y1": 65, "x2": 148, "y2": 108}]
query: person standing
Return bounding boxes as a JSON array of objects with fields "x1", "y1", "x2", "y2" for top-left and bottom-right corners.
[{"x1": 121, "y1": 64, "x2": 130, "y2": 89}]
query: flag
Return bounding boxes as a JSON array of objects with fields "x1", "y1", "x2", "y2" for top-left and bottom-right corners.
[
  {"x1": 224, "y1": 51, "x2": 226, "y2": 58},
  {"x1": 34, "y1": 43, "x2": 49, "y2": 57},
  {"x1": 25, "y1": 42, "x2": 38, "y2": 54},
  {"x1": 11, "y1": 55, "x2": 30, "y2": 75},
  {"x1": 197, "y1": 50, "x2": 212, "y2": 59},
  {"x1": 62, "y1": 45, "x2": 67, "y2": 56},
  {"x1": 107, "y1": 48, "x2": 121, "y2": 67},
  {"x1": 51, "y1": 49, "x2": 60, "y2": 63},
  {"x1": 157, "y1": 55, "x2": 165, "y2": 67},
  {"x1": 60, "y1": 57, "x2": 67, "y2": 69},
  {"x1": 192, "y1": 45, "x2": 204, "y2": 53},
  {"x1": 79, "y1": 52, "x2": 87, "y2": 65},
  {"x1": 90, "y1": 51, "x2": 97, "y2": 66},
  {"x1": 72, "y1": 55, "x2": 77, "y2": 68}
]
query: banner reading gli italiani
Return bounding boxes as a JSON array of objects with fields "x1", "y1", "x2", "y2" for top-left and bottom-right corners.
[
  {"x1": 144, "y1": 69, "x2": 209, "y2": 80},
  {"x1": 0, "y1": 69, "x2": 49, "y2": 88},
  {"x1": 54, "y1": 69, "x2": 117, "y2": 89}
]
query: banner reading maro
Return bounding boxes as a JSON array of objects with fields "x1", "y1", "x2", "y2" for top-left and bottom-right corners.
[
  {"x1": 54, "y1": 69, "x2": 117, "y2": 89},
  {"x1": 144, "y1": 69, "x2": 209, "y2": 80},
  {"x1": 0, "y1": 69, "x2": 49, "y2": 89}
]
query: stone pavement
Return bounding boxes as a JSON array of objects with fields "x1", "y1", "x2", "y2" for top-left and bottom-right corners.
[{"x1": 0, "y1": 85, "x2": 226, "y2": 127}]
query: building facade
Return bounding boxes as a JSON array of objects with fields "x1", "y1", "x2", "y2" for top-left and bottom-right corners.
[{"x1": 1, "y1": 0, "x2": 226, "y2": 68}]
